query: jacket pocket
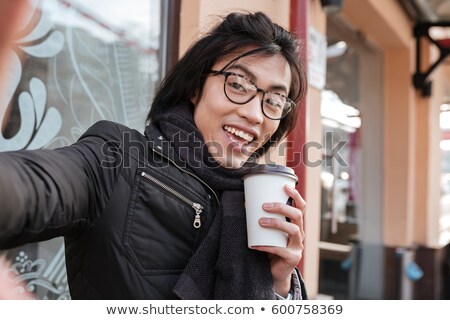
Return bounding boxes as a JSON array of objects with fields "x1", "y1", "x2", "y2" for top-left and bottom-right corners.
[
  {"x1": 123, "y1": 169, "x2": 208, "y2": 275},
  {"x1": 140, "y1": 172, "x2": 204, "y2": 229}
]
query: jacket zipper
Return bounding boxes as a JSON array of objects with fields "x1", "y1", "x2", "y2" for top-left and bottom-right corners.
[
  {"x1": 140, "y1": 171, "x2": 204, "y2": 228},
  {"x1": 152, "y1": 147, "x2": 220, "y2": 205}
]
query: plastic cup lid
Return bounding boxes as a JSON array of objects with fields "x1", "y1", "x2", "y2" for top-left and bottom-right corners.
[{"x1": 243, "y1": 164, "x2": 298, "y2": 182}]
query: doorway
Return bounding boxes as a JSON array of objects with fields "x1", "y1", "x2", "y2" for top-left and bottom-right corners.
[{"x1": 319, "y1": 15, "x2": 384, "y2": 299}]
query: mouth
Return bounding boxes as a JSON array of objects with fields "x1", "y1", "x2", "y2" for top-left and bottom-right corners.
[{"x1": 223, "y1": 125, "x2": 256, "y2": 146}]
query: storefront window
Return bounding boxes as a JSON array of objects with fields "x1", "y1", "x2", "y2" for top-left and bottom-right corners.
[
  {"x1": 440, "y1": 105, "x2": 450, "y2": 245},
  {"x1": 320, "y1": 90, "x2": 360, "y2": 238},
  {"x1": 319, "y1": 90, "x2": 361, "y2": 299},
  {"x1": 319, "y1": 28, "x2": 362, "y2": 299},
  {"x1": 0, "y1": 0, "x2": 171, "y2": 299},
  {"x1": 319, "y1": 15, "x2": 383, "y2": 300}
]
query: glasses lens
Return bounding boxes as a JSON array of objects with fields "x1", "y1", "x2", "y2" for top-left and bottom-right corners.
[
  {"x1": 220, "y1": 71, "x2": 294, "y2": 120},
  {"x1": 263, "y1": 92, "x2": 290, "y2": 120},
  {"x1": 224, "y1": 74, "x2": 256, "y2": 103}
]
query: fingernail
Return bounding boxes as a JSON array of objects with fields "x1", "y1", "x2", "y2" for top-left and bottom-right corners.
[
  {"x1": 262, "y1": 203, "x2": 274, "y2": 209},
  {"x1": 259, "y1": 218, "x2": 271, "y2": 225}
]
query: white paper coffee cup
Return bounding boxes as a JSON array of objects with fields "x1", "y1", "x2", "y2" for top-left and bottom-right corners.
[{"x1": 243, "y1": 164, "x2": 298, "y2": 248}]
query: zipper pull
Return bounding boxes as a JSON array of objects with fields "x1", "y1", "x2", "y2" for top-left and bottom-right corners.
[{"x1": 192, "y1": 203, "x2": 203, "y2": 228}]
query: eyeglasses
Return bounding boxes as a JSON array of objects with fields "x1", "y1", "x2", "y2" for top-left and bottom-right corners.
[{"x1": 209, "y1": 70, "x2": 296, "y2": 120}]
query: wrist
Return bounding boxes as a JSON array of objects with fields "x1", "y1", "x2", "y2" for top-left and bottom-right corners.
[{"x1": 274, "y1": 277, "x2": 291, "y2": 297}]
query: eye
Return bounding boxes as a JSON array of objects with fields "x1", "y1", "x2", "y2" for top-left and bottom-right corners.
[
  {"x1": 264, "y1": 95, "x2": 283, "y2": 109},
  {"x1": 228, "y1": 80, "x2": 247, "y2": 93},
  {"x1": 225, "y1": 74, "x2": 255, "y2": 95}
]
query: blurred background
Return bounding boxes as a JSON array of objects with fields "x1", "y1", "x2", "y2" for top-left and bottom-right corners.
[{"x1": 0, "y1": 0, "x2": 449, "y2": 299}]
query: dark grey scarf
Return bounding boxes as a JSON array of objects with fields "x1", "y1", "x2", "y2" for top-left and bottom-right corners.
[{"x1": 156, "y1": 103, "x2": 275, "y2": 299}]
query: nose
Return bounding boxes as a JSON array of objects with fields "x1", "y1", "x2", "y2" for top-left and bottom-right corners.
[{"x1": 237, "y1": 93, "x2": 264, "y2": 124}]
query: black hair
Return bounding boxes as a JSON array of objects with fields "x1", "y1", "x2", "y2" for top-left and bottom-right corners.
[{"x1": 148, "y1": 11, "x2": 307, "y2": 152}]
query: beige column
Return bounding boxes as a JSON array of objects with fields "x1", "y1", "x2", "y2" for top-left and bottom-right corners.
[
  {"x1": 179, "y1": 0, "x2": 290, "y2": 58},
  {"x1": 179, "y1": 0, "x2": 201, "y2": 58},
  {"x1": 0, "y1": 0, "x2": 28, "y2": 131},
  {"x1": 303, "y1": 0, "x2": 326, "y2": 299},
  {"x1": 414, "y1": 41, "x2": 445, "y2": 248},
  {"x1": 383, "y1": 48, "x2": 416, "y2": 247}
]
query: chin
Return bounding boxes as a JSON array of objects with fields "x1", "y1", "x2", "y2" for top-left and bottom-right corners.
[
  {"x1": 214, "y1": 156, "x2": 247, "y2": 169},
  {"x1": 227, "y1": 157, "x2": 250, "y2": 169}
]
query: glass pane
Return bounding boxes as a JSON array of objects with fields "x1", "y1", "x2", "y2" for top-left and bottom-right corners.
[
  {"x1": 440, "y1": 108, "x2": 450, "y2": 244},
  {"x1": 0, "y1": 0, "x2": 166, "y2": 299},
  {"x1": 319, "y1": 22, "x2": 362, "y2": 300}
]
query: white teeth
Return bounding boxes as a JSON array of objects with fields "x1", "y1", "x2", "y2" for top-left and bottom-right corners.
[{"x1": 224, "y1": 125, "x2": 254, "y2": 143}]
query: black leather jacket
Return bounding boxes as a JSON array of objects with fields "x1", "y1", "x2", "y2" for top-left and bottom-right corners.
[{"x1": 0, "y1": 121, "x2": 306, "y2": 299}]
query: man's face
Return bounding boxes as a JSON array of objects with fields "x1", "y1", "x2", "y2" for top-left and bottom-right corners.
[{"x1": 193, "y1": 52, "x2": 291, "y2": 169}]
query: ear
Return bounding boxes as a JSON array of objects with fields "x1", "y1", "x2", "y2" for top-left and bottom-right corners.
[{"x1": 191, "y1": 91, "x2": 198, "y2": 105}]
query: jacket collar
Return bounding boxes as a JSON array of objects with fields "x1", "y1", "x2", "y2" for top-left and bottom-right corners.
[{"x1": 144, "y1": 123, "x2": 185, "y2": 168}]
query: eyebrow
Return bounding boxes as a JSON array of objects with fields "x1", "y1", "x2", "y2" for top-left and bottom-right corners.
[{"x1": 227, "y1": 64, "x2": 289, "y2": 94}]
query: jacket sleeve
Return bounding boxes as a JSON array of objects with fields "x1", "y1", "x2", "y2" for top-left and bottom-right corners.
[
  {"x1": 292, "y1": 268, "x2": 308, "y2": 300},
  {"x1": 275, "y1": 268, "x2": 308, "y2": 300},
  {"x1": 0, "y1": 121, "x2": 123, "y2": 249}
]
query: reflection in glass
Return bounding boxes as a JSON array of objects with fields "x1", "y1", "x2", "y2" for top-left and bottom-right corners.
[{"x1": 440, "y1": 106, "x2": 450, "y2": 245}]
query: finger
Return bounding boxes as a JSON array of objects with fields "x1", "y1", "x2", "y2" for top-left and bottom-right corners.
[
  {"x1": 262, "y1": 201, "x2": 303, "y2": 222},
  {"x1": 259, "y1": 206, "x2": 305, "y2": 243},
  {"x1": 261, "y1": 203, "x2": 305, "y2": 244},
  {"x1": 259, "y1": 217, "x2": 303, "y2": 248},
  {"x1": 284, "y1": 185, "x2": 306, "y2": 212},
  {"x1": 259, "y1": 217, "x2": 299, "y2": 234}
]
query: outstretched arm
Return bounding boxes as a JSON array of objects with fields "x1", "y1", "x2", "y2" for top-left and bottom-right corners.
[{"x1": 0, "y1": 121, "x2": 123, "y2": 248}]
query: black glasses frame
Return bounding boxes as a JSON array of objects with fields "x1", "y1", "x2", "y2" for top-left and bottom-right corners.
[{"x1": 209, "y1": 70, "x2": 295, "y2": 120}]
